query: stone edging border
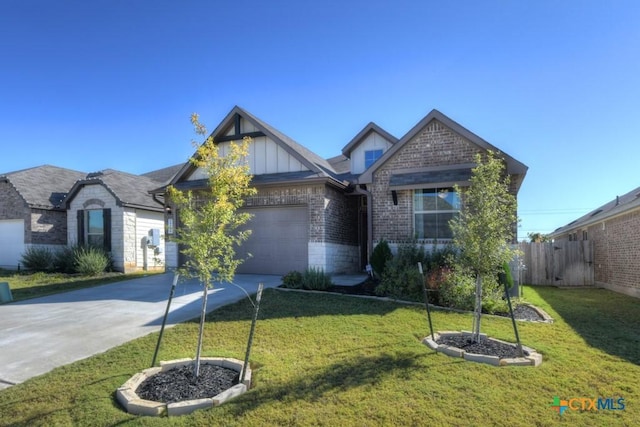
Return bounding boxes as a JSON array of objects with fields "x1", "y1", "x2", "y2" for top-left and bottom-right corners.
[
  {"x1": 116, "y1": 357, "x2": 250, "y2": 417},
  {"x1": 422, "y1": 331, "x2": 543, "y2": 367},
  {"x1": 275, "y1": 287, "x2": 554, "y2": 323}
]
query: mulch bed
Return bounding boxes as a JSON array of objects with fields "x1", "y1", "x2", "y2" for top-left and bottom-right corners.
[
  {"x1": 435, "y1": 334, "x2": 525, "y2": 358},
  {"x1": 136, "y1": 364, "x2": 239, "y2": 404}
]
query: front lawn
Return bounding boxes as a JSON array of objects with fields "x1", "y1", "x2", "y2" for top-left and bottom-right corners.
[
  {"x1": 0, "y1": 286, "x2": 637, "y2": 426},
  {"x1": 0, "y1": 270, "x2": 164, "y2": 303}
]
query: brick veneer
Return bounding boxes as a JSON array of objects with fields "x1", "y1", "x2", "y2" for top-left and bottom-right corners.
[
  {"x1": 587, "y1": 209, "x2": 640, "y2": 297},
  {"x1": 371, "y1": 120, "x2": 483, "y2": 243},
  {"x1": 0, "y1": 182, "x2": 67, "y2": 245}
]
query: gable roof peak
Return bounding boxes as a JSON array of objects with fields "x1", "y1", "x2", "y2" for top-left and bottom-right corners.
[{"x1": 341, "y1": 121, "x2": 398, "y2": 157}]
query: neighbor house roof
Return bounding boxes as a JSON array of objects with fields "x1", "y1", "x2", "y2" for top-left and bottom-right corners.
[
  {"x1": 0, "y1": 165, "x2": 86, "y2": 209},
  {"x1": 550, "y1": 185, "x2": 640, "y2": 237},
  {"x1": 64, "y1": 169, "x2": 165, "y2": 211},
  {"x1": 141, "y1": 163, "x2": 184, "y2": 185},
  {"x1": 357, "y1": 109, "x2": 528, "y2": 190},
  {"x1": 168, "y1": 106, "x2": 347, "y2": 189}
]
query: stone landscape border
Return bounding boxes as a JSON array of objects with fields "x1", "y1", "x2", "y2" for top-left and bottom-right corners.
[
  {"x1": 117, "y1": 357, "x2": 251, "y2": 417},
  {"x1": 422, "y1": 331, "x2": 543, "y2": 367}
]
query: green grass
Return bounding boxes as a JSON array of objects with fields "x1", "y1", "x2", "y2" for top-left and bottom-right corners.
[
  {"x1": 0, "y1": 270, "x2": 164, "y2": 303},
  {"x1": 0, "y1": 286, "x2": 638, "y2": 426}
]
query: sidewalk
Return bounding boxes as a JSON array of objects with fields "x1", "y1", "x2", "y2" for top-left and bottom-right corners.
[{"x1": 0, "y1": 273, "x2": 281, "y2": 390}]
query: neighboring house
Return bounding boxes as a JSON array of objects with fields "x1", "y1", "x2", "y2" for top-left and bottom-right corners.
[
  {"x1": 549, "y1": 186, "x2": 640, "y2": 298},
  {"x1": 0, "y1": 165, "x2": 86, "y2": 269},
  {"x1": 64, "y1": 169, "x2": 177, "y2": 273},
  {"x1": 158, "y1": 106, "x2": 528, "y2": 276}
]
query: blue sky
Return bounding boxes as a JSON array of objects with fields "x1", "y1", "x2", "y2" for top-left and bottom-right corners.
[{"x1": 1, "y1": 1, "x2": 639, "y2": 240}]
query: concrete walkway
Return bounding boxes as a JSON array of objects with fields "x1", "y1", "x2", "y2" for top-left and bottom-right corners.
[{"x1": 0, "y1": 273, "x2": 281, "y2": 390}]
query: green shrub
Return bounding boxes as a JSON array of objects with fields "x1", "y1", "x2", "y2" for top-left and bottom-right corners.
[
  {"x1": 281, "y1": 270, "x2": 303, "y2": 289},
  {"x1": 20, "y1": 247, "x2": 54, "y2": 272},
  {"x1": 301, "y1": 267, "x2": 333, "y2": 290},
  {"x1": 370, "y1": 240, "x2": 393, "y2": 278},
  {"x1": 439, "y1": 270, "x2": 509, "y2": 314},
  {"x1": 375, "y1": 243, "x2": 426, "y2": 302},
  {"x1": 53, "y1": 246, "x2": 79, "y2": 273},
  {"x1": 74, "y1": 246, "x2": 110, "y2": 276}
]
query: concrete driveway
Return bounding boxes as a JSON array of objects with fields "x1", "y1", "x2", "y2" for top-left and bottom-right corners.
[{"x1": 0, "y1": 273, "x2": 281, "y2": 390}]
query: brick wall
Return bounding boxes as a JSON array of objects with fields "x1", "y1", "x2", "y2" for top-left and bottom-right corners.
[
  {"x1": 30, "y1": 208, "x2": 68, "y2": 245},
  {"x1": 371, "y1": 119, "x2": 483, "y2": 243},
  {"x1": 586, "y1": 209, "x2": 640, "y2": 297}
]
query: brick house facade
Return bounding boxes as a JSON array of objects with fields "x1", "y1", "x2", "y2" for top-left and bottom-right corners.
[
  {"x1": 0, "y1": 166, "x2": 85, "y2": 269},
  {"x1": 550, "y1": 187, "x2": 640, "y2": 298},
  {"x1": 159, "y1": 107, "x2": 527, "y2": 275}
]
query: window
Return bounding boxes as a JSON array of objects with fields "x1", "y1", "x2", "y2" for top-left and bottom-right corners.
[
  {"x1": 364, "y1": 149, "x2": 383, "y2": 169},
  {"x1": 86, "y1": 210, "x2": 104, "y2": 247},
  {"x1": 414, "y1": 188, "x2": 460, "y2": 239},
  {"x1": 77, "y1": 208, "x2": 111, "y2": 251}
]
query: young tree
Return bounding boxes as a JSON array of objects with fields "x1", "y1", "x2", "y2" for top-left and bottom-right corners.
[
  {"x1": 450, "y1": 151, "x2": 518, "y2": 342},
  {"x1": 167, "y1": 113, "x2": 257, "y2": 376}
]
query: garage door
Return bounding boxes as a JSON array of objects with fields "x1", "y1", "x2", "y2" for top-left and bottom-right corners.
[
  {"x1": 236, "y1": 206, "x2": 308, "y2": 275},
  {"x1": 0, "y1": 219, "x2": 25, "y2": 269}
]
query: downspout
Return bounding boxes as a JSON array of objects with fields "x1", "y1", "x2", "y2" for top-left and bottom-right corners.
[{"x1": 354, "y1": 185, "x2": 373, "y2": 264}]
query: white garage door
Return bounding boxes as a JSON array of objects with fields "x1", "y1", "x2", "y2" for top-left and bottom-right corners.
[
  {"x1": 236, "y1": 206, "x2": 308, "y2": 275},
  {"x1": 0, "y1": 219, "x2": 25, "y2": 269}
]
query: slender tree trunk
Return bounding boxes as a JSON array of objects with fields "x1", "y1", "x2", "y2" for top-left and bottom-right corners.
[
  {"x1": 472, "y1": 273, "x2": 483, "y2": 342},
  {"x1": 194, "y1": 281, "x2": 209, "y2": 377}
]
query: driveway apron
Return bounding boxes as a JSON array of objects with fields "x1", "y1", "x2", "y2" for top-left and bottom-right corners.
[{"x1": 0, "y1": 273, "x2": 281, "y2": 390}]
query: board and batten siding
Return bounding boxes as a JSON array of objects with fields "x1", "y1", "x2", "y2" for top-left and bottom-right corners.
[
  {"x1": 187, "y1": 136, "x2": 308, "y2": 181},
  {"x1": 350, "y1": 132, "x2": 394, "y2": 174}
]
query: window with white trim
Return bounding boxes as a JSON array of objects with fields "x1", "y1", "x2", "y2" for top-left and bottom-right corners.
[{"x1": 414, "y1": 188, "x2": 460, "y2": 239}]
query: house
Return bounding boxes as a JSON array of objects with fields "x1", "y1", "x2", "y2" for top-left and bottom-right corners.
[
  {"x1": 63, "y1": 168, "x2": 181, "y2": 273},
  {"x1": 549, "y1": 186, "x2": 640, "y2": 298},
  {"x1": 0, "y1": 163, "x2": 182, "y2": 272},
  {"x1": 0, "y1": 165, "x2": 86, "y2": 269},
  {"x1": 158, "y1": 107, "x2": 528, "y2": 276}
]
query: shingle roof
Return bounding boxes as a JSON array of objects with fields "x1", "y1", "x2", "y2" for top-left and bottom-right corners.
[
  {"x1": 0, "y1": 165, "x2": 86, "y2": 209},
  {"x1": 65, "y1": 169, "x2": 164, "y2": 211},
  {"x1": 550, "y1": 185, "x2": 640, "y2": 236},
  {"x1": 341, "y1": 122, "x2": 398, "y2": 158},
  {"x1": 141, "y1": 163, "x2": 184, "y2": 185}
]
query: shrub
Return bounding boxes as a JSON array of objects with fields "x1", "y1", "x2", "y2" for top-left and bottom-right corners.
[
  {"x1": 20, "y1": 247, "x2": 54, "y2": 272},
  {"x1": 370, "y1": 240, "x2": 393, "y2": 278},
  {"x1": 439, "y1": 270, "x2": 509, "y2": 314},
  {"x1": 375, "y1": 243, "x2": 426, "y2": 302},
  {"x1": 301, "y1": 267, "x2": 333, "y2": 290},
  {"x1": 281, "y1": 270, "x2": 303, "y2": 289},
  {"x1": 53, "y1": 246, "x2": 80, "y2": 273},
  {"x1": 74, "y1": 246, "x2": 110, "y2": 276}
]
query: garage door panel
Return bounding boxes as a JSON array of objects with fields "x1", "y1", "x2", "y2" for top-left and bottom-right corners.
[
  {"x1": 0, "y1": 219, "x2": 25, "y2": 269},
  {"x1": 237, "y1": 206, "x2": 308, "y2": 275}
]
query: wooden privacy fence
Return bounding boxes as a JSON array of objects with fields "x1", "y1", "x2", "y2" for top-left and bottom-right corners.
[{"x1": 517, "y1": 241, "x2": 594, "y2": 286}]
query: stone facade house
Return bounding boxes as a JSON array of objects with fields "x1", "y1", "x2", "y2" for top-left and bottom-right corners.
[
  {"x1": 549, "y1": 186, "x2": 640, "y2": 298},
  {"x1": 158, "y1": 107, "x2": 528, "y2": 275},
  {"x1": 63, "y1": 169, "x2": 179, "y2": 273},
  {"x1": 0, "y1": 165, "x2": 85, "y2": 269}
]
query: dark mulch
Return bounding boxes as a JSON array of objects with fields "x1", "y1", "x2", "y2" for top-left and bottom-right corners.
[
  {"x1": 495, "y1": 304, "x2": 544, "y2": 321},
  {"x1": 136, "y1": 364, "x2": 239, "y2": 404},
  {"x1": 436, "y1": 334, "x2": 526, "y2": 359},
  {"x1": 325, "y1": 280, "x2": 378, "y2": 296}
]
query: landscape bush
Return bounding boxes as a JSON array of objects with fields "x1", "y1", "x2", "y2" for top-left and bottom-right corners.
[
  {"x1": 300, "y1": 267, "x2": 333, "y2": 290},
  {"x1": 53, "y1": 246, "x2": 80, "y2": 274},
  {"x1": 370, "y1": 239, "x2": 393, "y2": 278},
  {"x1": 281, "y1": 270, "x2": 303, "y2": 288},
  {"x1": 375, "y1": 243, "x2": 426, "y2": 302},
  {"x1": 439, "y1": 269, "x2": 508, "y2": 314},
  {"x1": 74, "y1": 246, "x2": 110, "y2": 276},
  {"x1": 20, "y1": 247, "x2": 54, "y2": 272}
]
